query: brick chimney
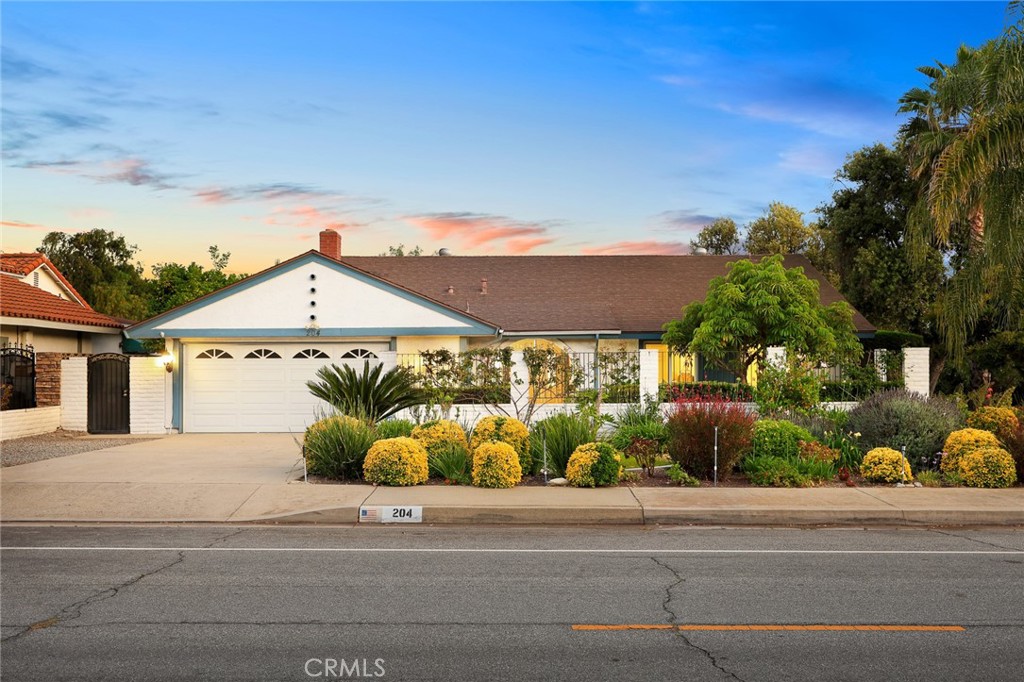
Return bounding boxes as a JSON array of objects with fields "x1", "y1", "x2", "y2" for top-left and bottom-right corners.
[{"x1": 319, "y1": 229, "x2": 341, "y2": 260}]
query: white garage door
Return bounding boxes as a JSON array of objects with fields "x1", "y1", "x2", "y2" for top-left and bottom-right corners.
[{"x1": 183, "y1": 343, "x2": 387, "y2": 433}]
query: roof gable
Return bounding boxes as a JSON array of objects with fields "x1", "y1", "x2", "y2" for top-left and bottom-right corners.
[
  {"x1": 127, "y1": 251, "x2": 500, "y2": 339},
  {"x1": 0, "y1": 252, "x2": 90, "y2": 307},
  {"x1": 0, "y1": 276, "x2": 123, "y2": 329}
]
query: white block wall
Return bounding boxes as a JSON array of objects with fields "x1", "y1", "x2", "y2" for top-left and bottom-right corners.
[
  {"x1": 903, "y1": 347, "x2": 930, "y2": 397},
  {"x1": 61, "y1": 356, "x2": 88, "y2": 431},
  {"x1": 129, "y1": 356, "x2": 168, "y2": 434},
  {"x1": 638, "y1": 349, "x2": 659, "y2": 404},
  {"x1": 0, "y1": 406, "x2": 61, "y2": 441}
]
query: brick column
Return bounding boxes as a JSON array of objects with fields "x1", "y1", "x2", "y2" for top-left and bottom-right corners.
[{"x1": 36, "y1": 352, "x2": 72, "y2": 407}]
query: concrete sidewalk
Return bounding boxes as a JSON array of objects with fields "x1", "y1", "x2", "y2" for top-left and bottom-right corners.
[{"x1": 1, "y1": 434, "x2": 1023, "y2": 526}]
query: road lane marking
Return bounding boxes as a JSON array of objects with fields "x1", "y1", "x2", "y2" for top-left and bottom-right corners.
[
  {"x1": 1, "y1": 547, "x2": 1021, "y2": 554},
  {"x1": 572, "y1": 624, "x2": 966, "y2": 632}
]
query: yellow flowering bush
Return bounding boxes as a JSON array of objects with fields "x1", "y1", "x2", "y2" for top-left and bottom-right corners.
[
  {"x1": 411, "y1": 419, "x2": 469, "y2": 462},
  {"x1": 966, "y1": 407, "x2": 1019, "y2": 443},
  {"x1": 470, "y1": 416, "x2": 531, "y2": 473},
  {"x1": 471, "y1": 441, "x2": 522, "y2": 488},
  {"x1": 958, "y1": 447, "x2": 1017, "y2": 488},
  {"x1": 362, "y1": 437, "x2": 429, "y2": 486},
  {"x1": 941, "y1": 428, "x2": 1002, "y2": 474},
  {"x1": 566, "y1": 442, "x2": 623, "y2": 488},
  {"x1": 861, "y1": 447, "x2": 913, "y2": 484}
]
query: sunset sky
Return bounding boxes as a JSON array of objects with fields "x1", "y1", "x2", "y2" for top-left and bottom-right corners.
[{"x1": 1, "y1": 1, "x2": 1009, "y2": 273}]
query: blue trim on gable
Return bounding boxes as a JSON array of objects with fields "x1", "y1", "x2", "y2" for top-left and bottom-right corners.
[
  {"x1": 126, "y1": 252, "x2": 499, "y2": 338},
  {"x1": 136, "y1": 326, "x2": 494, "y2": 339}
]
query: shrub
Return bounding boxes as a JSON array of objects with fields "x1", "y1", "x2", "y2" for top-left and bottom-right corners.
[
  {"x1": 659, "y1": 381, "x2": 754, "y2": 403},
  {"x1": 752, "y1": 419, "x2": 815, "y2": 460},
  {"x1": 307, "y1": 362, "x2": 424, "y2": 423},
  {"x1": 666, "y1": 462, "x2": 701, "y2": 487},
  {"x1": 411, "y1": 419, "x2": 469, "y2": 465},
  {"x1": 611, "y1": 403, "x2": 669, "y2": 452},
  {"x1": 667, "y1": 398, "x2": 755, "y2": 479},
  {"x1": 566, "y1": 442, "x2": 622, "y2": 488},
  {"x1": 303, "y1": 415, "x2": 377, "y2": 479},
  {"x1": 363, "y1": 437, "x2": 429, "y2": 486},
  {"x1": 847, "y1": 390, "x2": 963, "y2": 466},
  {"x1": 375, "y1": 419, "x2": 415, "y2": 439},
  {"x1": 471, "y1": 416, "x2": 531, "y2": 473},
  {"x1": 1002, "y1": 422, "x2": 1024, "y2": 483},
  {"x1": 958, "y1": 447, "x2": 1018, "y2": 488},
  {"x1": 743, "y1": 455, "x2": 808, "y2": 487},
  {"x1": 861, "y1": 447, "x2": 913, "y2": 483},
  {"x1": 787, "y1": 408, "x2": 850, "y2": 441},
  {"x1": 529, "y1": 413, "x2": 596, "y2": 477},
  {"x1": 471, "y1": 441, "x2": 522, "y2": 488},
  {"x1": 798, "y1": 440, "x2": 839, "y2": 464},
  {"x1": 966, "y1": 407, "x2": 1019, "y2": 443},
  {"x1": 623, "y1": 437, "x2": 662, "y2": 476},
  {"x1": 428, "y1": 442, "x2": 471, "y2": 485},
  {"x1": 941, "y1": 428, "x2": 1002, "y2": 474},
  {"x1": 753, "y1": 361, "x2": 822, "y2": 415},
  {"x1": 917, "y1": 470, "x2": 943, "y2": 487},
  {"x1": 795, "y1": 456, "x2": 837, "y2": 483}
]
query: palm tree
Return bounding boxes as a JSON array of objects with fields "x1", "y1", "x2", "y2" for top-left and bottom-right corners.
[{"x1": 898, "y1": 8, "x2": 1024, "y2": 361}]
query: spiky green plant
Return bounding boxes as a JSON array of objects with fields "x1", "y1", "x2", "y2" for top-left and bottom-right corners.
[{"x1": 307, "y1": 362, "x2": 424, "y2": 423}]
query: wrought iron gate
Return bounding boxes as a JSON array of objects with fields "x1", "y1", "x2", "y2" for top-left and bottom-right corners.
[
  {"x1": 88, "y1": 354, "x2": 130, "y2": 434},
  {"x1": 0, "y1": 344, "x2": 36, "y2": 410}
]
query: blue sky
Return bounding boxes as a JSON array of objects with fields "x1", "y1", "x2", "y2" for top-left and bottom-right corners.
[{"x1": 1, "y1": 1, "x2": 1009, "y2": 272}]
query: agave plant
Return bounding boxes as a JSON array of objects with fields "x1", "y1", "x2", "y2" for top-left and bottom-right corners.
[{"x1": 307, "y1": 361, "x2": 424, "y2": 423}]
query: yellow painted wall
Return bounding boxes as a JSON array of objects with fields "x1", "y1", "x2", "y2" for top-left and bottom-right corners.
[{"x1": 394, "y1": 336, "x2": 463, "y2": 355}]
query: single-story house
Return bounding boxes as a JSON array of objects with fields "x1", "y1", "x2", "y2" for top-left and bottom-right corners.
[{"x1": 125, "y1": 229, "x2": 875, "y2": 433}]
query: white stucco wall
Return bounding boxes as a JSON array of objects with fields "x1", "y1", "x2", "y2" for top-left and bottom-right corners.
[
  {"x1": 0, "y1": 406, "x2": 61, "y2": 441},
  {"x1": 60, "y1": 356, "x2": 88, "y2": 431},
  {"x1": 129, "y1": 356, "x2": 168, "y2": 434},
  {"x1": 153, "y1": 262, "x2": 478, "y2": 333}
]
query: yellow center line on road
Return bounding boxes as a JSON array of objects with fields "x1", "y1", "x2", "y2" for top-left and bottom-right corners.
[{"x1": 572, "y1": 624, "x2": 966, "y2": 632}]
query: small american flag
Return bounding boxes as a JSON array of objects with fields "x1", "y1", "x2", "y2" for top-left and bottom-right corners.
[{"x1": 358, "y1": 506, "x2": 379, "y2": 523}]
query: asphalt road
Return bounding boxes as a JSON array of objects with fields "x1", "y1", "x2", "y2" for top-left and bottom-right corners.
[{"x1": 2, "y1": 525, "x2": 1023, "y2": 681}]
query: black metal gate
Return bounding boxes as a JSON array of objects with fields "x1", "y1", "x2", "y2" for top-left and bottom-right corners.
[
  {"x1": 88, "y1": 354, "x2": 130, "y2": 434},
  {"x1": 1, "y1": 345, "x2": 36, "y2": 410}
]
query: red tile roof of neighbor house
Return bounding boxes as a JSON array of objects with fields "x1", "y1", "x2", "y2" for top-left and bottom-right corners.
[
  {"x1": 0, "y1": 275, "x2": 124, "y2": 329},
  {"x1": 0, "y1": 252, "x2": 89, "y2": 307},
  {"x1": 338, "y1": 254, "x2": 876, "y2": 334}
]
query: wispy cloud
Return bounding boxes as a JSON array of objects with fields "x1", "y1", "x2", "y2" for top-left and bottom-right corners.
[
  {"x1": 777, "y1": 141, "x2": 842, "y2": 178},
  {"x1": 0, "y1": 48, "x2": 57, "y2": 82},
  {"x1": 404, "y1": 212, "x2": 557, "y2": 254},
  {"x1": 655, "y1": 74, "x2": 701, "y2": 88},
  {"x1": 655, "y1": 209, "x2": 719, "y2": 233},
  {"x1": 195, "y1": 183, "x2": 348, "y2": 205},
  {"x1": 263, "y1": 205, "x2": 361, "y2": 232},
  {"x1": 581, "y1": 240, "x2": 689, "y2": 255},
  {"x1": 0, "y1": 219, "x2": 81, "y2": 233}
]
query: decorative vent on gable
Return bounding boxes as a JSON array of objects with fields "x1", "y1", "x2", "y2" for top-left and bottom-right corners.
[
  {"x1": 196, "y1": 349, "x2": 233, "y2": 359},
  {"x1": 245, "y1": 348, "x2": 281, "y2": 359},
  {"x1": 33, "y1": 272, "x2": 40, "y2": 287},
  {"x1": 294, "y1": 349, "x2": 329, "y2": 359},
  {"x1": 340, "y1": 348, "x2": 378, "y2": 359}
]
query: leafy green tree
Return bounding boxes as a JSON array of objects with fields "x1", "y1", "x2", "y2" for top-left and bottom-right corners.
[
  {"x1": 379, "y1": 244, "x2": 424, "y2": 256},
  {"x1": 899, "y1": 13, "x2": 1024, "y2": 360},
  {"x1": 743, "y1": 202, "x2": 814, "y2": 255},
  {"x1": 147, "y1": 246, "x2": 246, "y2": 316},
  {"x1": 689, "y1": 218, "x2": 740, "y2": 254},
  {"x1": 816, "y1": 144, "x2": 946, "y2": 334},
  {"x1": 37, "y1": 229, "x2": 148, "y2": 319},
  {"x1": 662, "y1": 255, "x2": 861, "y2": 376}
]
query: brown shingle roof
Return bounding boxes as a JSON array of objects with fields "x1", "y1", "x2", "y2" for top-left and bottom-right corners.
[
  {"x1": 0, "y1": 252, "x2": 90, "y2": 308},
  {"x1": 339, "y1": 254, "x2": 875, "y2": 334},
  {"x1": 0, "y1": 276, "x2": 124, "y2": 329}
]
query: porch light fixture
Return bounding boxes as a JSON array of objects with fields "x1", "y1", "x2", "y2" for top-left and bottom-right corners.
[{"x1": 159, "y1": 351, "x2": 174, "y2": 373}]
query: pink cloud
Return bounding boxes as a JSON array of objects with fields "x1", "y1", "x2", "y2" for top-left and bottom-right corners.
[
  {"x1": 404, "y1": 212, "x2": 554, "y2": 254},
  {"x1": 0, "y1": 219, "x2": 81, "y2": 233},
  {"x1": 581, "y1": 240, "x2": 690, "y2": 255},
  {"x1": 69, "y1": 207, "x2": 111, "y2": 220},
  {"x1": 263, "y1": 205, "x2": 358, "y2": 232}
]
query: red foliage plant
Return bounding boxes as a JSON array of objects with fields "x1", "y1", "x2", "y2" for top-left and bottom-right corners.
[{"x1": 666, "y1": 396, "x2": 755, "y2": 480}]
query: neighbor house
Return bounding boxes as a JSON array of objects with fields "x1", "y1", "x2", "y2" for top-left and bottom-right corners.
[{"x1": 124, "y1": 229, "x2": 875, "y2": 433}]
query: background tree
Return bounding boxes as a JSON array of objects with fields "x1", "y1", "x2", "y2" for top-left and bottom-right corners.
[
  {"x1": 742, "y1": 202, "x2": 814, "y2": 255},
  {"x1": 38, "y1": 229, "x2": 148, "y2": 319},
  {"x1": 899, "y1": 13, "x2": 1024, "y2": 361},
  {"x1": 147, "y1": 246, "x2": 247, "y2": 316},
  {"x1": 689, "y1": 217, "x2": 740, "y2": 254},
  {"x1": 379, "y1": 244, "x2": 424, "y2": 256},
  {"x1": 662, "y1": 255, "x2": 861, "y2": 377},
  {"x1": 816, "y1": 144, "x2": 946, "y2": 335}
]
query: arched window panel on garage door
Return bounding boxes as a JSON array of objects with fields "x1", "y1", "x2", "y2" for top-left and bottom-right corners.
[
  {"x1": 340, "y1": 348, "x2": 378, "y2": 359},
  {"x1": 293, "y1": 349, "x2": 329, "y2": 359},
  {"x1": 196, "y1": 349, "x2": 233, "y2": 359},
  {"x1": 245, "y1": 348, "x2": 282, "y2": 359}
]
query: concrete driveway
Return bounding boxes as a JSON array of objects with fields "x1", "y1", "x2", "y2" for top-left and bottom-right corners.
[{"x1": 0, "y1": 434, "x2": 377, "y2": 523}]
